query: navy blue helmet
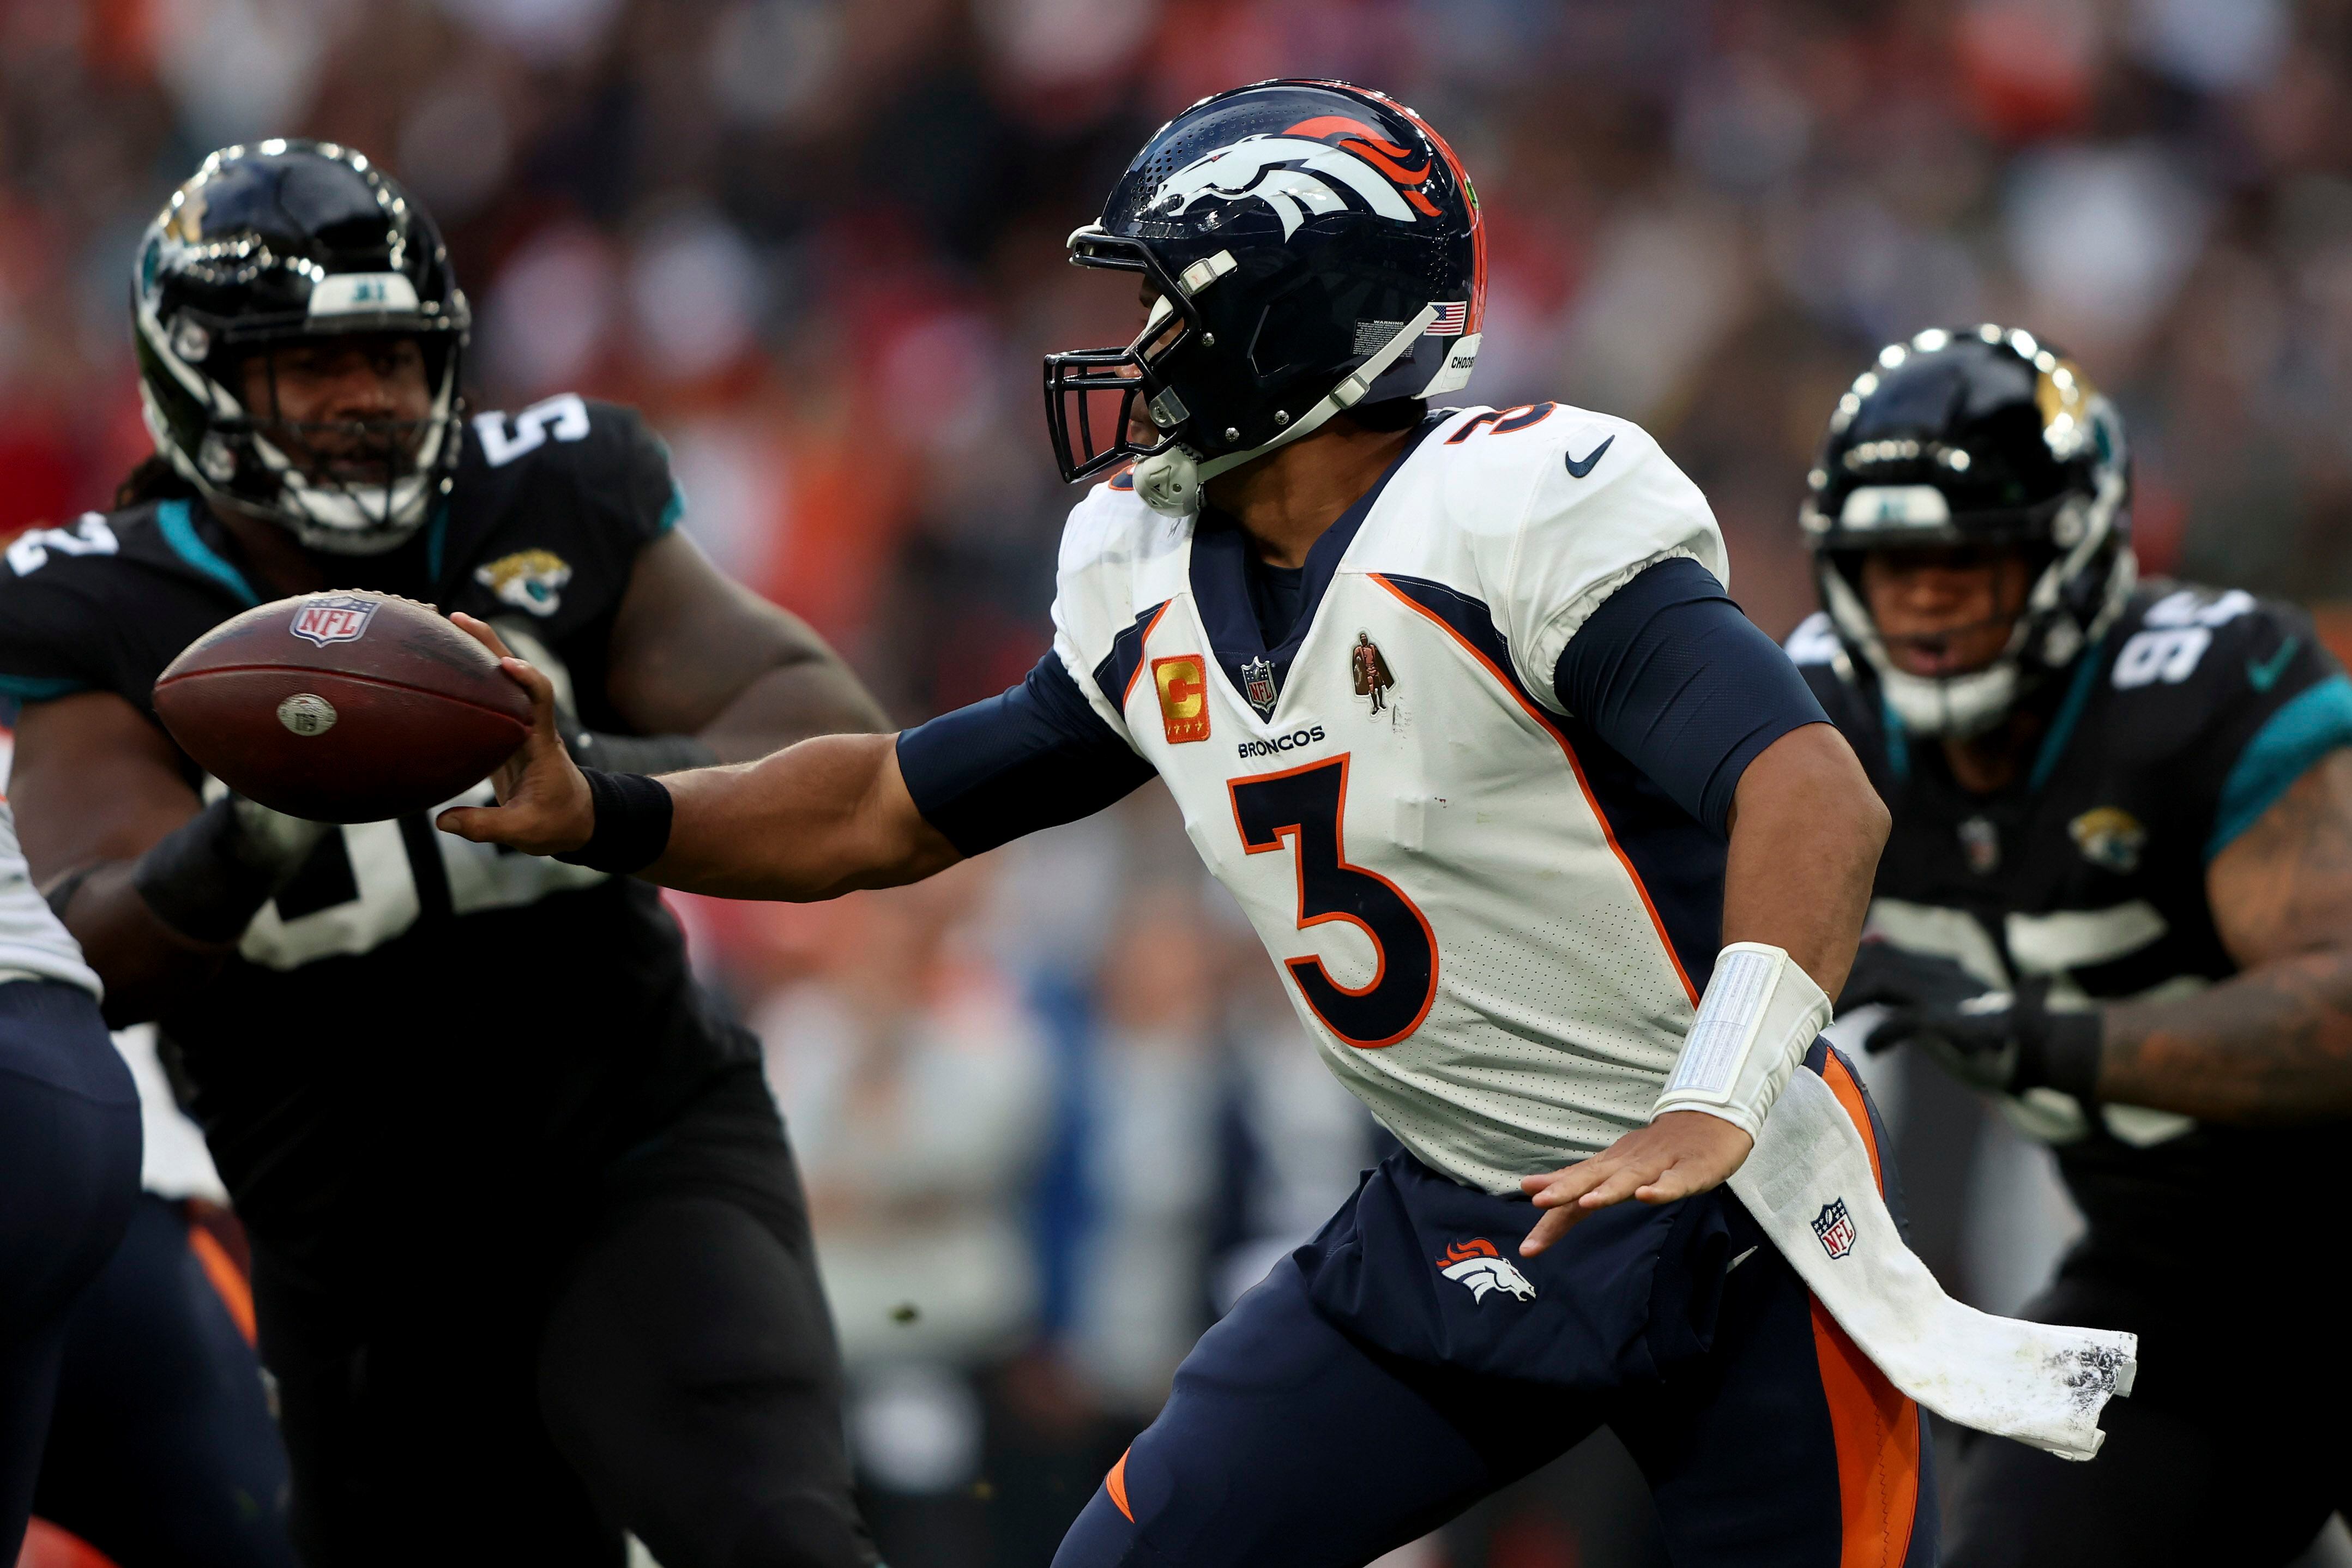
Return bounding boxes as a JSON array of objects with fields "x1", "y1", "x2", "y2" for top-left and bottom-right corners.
[{"x1": 1045, "y1": 80, "x2": 1487, "y2": 513}]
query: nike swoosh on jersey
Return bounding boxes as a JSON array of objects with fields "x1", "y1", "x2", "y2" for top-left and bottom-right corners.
[
  {"x1": 2248, "y1": 636, "x2": 2300, "y2": 691},
  {"x1": 1564, "y1": 436, "x2": 1614, "y2": 479}
]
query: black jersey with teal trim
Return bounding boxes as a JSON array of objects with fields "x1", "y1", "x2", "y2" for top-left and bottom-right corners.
[
  {"x1": 1790, "y1": 582, "x2": 2352, "y2": 1281},
  {"x1": 0, "y1": 396, "x2": 751, "y2": 1286}
]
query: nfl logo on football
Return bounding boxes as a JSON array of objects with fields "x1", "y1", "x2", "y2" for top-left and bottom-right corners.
[
  {"x1": 290, "y1": 595, "x2": 379, "y2": 647},
  {"x1": 1812, "y1": 1197, "x2": 1858, "y2": 1260}
]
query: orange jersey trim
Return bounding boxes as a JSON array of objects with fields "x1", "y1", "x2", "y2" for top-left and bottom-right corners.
[
  {"x1": 1369, "y1": 572, "x2": 1699, "y2": 1004},
  {"x1": 1118, "y1": 601, "x2": 1175, "y2": 710}
]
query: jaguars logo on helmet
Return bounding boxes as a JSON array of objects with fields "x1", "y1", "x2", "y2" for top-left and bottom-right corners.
[
  {"x1": 1799, "y1": 325, "x2": 2134, "y2": 738},
  {"x1": 1044, "y1": 80, "x2": 1485, "y2": 515},
  {"x1": 131, "y1": 139, "x2": 470, "y2": 556}
]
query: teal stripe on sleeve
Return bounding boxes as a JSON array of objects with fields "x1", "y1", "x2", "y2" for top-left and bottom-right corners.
[
  {"x1": 655, "y1": 480, "x2": 685, "y2": 535},
  {"x1": 154, "y1": 499, "x2": 259, "y2": 606},
  {"x1": 0, "y1": 673, "x2": 91, "y2": 702},
  {"x1": 2206, "y1": 674, "x2": 2352, "y2": 861}
]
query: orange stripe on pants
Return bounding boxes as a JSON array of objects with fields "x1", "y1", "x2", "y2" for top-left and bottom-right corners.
[
  {"x1": 1105, "y1": 1448, "x2": 1133, "y2": 1523},
  {"x1": 1810, "y1": 1052, "x2": 1920, "y2": 1568},
  {"x1": 188, "y1": 1222, "x2": 257, "y2": 1347}
]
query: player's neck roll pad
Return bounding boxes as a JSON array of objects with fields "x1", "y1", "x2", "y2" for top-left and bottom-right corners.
[{"x1": 1651, "y1": 943, "x2": 1831, "y2": 1139}]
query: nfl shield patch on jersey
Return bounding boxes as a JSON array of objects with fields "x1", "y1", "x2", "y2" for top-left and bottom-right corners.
[{"x1": 1241, "y1": 655, "x2": 1278, "y2": 719}]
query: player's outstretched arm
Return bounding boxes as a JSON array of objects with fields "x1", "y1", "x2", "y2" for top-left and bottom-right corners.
[
  {"x1": 2096, "y1": 747, "x2": 2352, "y2": 1123},
  {"x1": 436, "y1": 616, "x2": 960, "y2": 900}
]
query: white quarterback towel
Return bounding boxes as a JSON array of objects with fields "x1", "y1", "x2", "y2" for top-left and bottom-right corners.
[{"x1": 1730, "y1": 1069, "x2": 2138, "y2": 1461}]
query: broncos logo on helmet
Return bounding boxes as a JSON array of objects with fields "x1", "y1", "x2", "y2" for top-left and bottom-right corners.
[
  {"x1": 1149, "y1": 115, "x2": 1444, "y2": 239},
  {"x1": 1436, "y1": 1238, "x2": 1537, "y2": 1303}
]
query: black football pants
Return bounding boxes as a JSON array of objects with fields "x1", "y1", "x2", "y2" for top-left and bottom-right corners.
[
  {"x1": 0, "y1": 981, "x2": 142, "y2": 1565},
  {"x1": 1946, "y1": 1263, "x2": 2352, "y2": 1567},
  {"x1": 254, "y1": 1063, "x2": 875, "y2": 1568}
]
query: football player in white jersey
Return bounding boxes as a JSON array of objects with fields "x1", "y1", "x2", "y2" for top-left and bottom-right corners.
[{"x1": 445, "y1": 81, "x2": 1934, "y2": 1565}]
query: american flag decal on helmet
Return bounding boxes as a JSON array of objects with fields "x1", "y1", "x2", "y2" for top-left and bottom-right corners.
[{"x1": 1425, "y1": 301, "x2": 1469, "y2": 335}]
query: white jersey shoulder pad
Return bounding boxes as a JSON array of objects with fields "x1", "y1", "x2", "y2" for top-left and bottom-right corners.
[
  {"x1": 1047, "y1": 475, "x2": 1189, "y2": 737},
  {"x1": 1385, "y1": 405, "x2": 1726, "y2": 711}
]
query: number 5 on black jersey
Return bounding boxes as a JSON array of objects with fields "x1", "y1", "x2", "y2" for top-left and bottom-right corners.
[{"x1": 1228, "y1": 755, "x2": 1438, "y2": 1048}]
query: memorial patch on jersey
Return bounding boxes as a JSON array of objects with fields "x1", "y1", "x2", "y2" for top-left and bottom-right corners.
[
  {"x1": 1350, "y1": 631, "x2": 1395, "y2": 714},
  {"x1": 1435, "y1": 1239, "x2": 1536, "y2": 1302},
  {"x1": 2069, "y1": 806, "x2": 2147, "y2": 874},
  {"x1": 1151, "y1": 654, "x2": 1211, "y2": 744},
  {"x1": 1812, "y1": 1197, "x2": 1857, "y2": 1259},
  {"x1": 289, "y1": 595, "x2": 378, "y2": 647},
  {"x1": 474, "y1": 549, "x2": 574, "y2": 617}
]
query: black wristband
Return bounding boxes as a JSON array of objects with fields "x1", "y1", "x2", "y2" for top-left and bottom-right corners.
[
  {"x1": 2017, "y1": 999, "x2": 2104, "y2": 1104},
  {"x1": 132, "y1": 798, "x2": 289, "y2": 944},
  {"x1": 554, "y1": 769, "x2": 674, "y2": 876},
  {"x1": 2040, "y1": 1010, "x2": 2105, "y2": 1103},
  {"x1": 566, "y1": 729, "x2": 718, "y2": 776}
]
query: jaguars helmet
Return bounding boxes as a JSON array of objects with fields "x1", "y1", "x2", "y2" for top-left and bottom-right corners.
[
  {"x1": 1801, "y1": 325, "x2": 2134, "y2": 738},
  {"x1": 132, "y1": 139, "x2": 469, "y2": 555},
  {"x1": 1044, "y1": 80, "x2": 1485, "y2": 515}
]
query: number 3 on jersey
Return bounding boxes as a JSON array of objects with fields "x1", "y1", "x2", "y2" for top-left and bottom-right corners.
[{"x1": 1228, "y1": 755, "x2": 1438, "y2": 1048}]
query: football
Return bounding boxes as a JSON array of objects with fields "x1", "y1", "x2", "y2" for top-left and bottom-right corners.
[{"x1": 153, "y1": 591, "x2": 533, "y2": 824}]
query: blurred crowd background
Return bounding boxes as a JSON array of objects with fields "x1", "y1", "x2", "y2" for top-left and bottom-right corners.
[{"x1": 7, "y1": 0, "x2": 2352, "y2": 1564}]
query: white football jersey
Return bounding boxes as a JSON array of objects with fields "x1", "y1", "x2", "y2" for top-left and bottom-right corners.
[
  {"x1": 1052, "y1": 404, "x2": 1728, "y2": 1193},
  {"x1": 0, "y1": 801, "x2": 102, "y2": 998}
]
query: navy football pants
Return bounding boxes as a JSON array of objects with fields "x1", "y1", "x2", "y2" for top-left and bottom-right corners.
[
  {"x1": 1053, "y1": 1053, "x2": 1936, "y2": 1568},
  {"x1": 35, "y1": 1193, "x2": 298, "y2": 1567},
  {"x1": 0, "y1": 981, "x2": 142, "y2": 1565}
]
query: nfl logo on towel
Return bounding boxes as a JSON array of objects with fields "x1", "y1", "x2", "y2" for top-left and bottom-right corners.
[{"x1": 1811, "y1": 1198, "x2": 1857, "y2": 1260}]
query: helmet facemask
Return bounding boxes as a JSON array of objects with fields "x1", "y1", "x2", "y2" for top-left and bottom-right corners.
[
  {"x1": 1812, "y1": 469, "x2": 2135, "y2": 740},
  {"x1": 139, "y1": 312, "x2": 465, "y2": 556},
  {"x1": 1044, "y1": 228, "x2": 1438, "y2": 515},
  {"x1": 1802, "y1": 327, "x2": 2136, "y2": 740},
  {"x1": 131, "y1": 140, "x2": 472, "y2": 556}
]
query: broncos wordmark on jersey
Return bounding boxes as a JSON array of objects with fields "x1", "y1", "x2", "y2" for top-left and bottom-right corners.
[
  {"x1": 0, "y1": 396, "x2": 737, "y2": 1282},
  {"x1": 1789, "y1": 581, "x2": 2352, "y2": 1276}
]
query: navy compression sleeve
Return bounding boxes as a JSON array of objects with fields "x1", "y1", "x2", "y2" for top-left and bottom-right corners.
[
  {"x1": 1553, "y1": 556, "x2": 1828, "y2": 835},
  {"x1": 895, "y1": 654, "x2": 1157, "y2": 857}
]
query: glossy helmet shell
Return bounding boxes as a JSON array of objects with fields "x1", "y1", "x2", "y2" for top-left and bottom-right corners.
[
  {"x1": 1044, "y1": 80, "x2": 1485, "y2": 508},
  {"x1": 132, "y1": 139, "x2": 469, "y2": 554},
  {"x1": 1800, "y1": 326, "x2": 2134, "y2": 738}
]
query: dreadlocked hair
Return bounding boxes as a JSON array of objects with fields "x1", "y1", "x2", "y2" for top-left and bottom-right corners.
[{"x1": 116, "y1": 454, "x2": 200, "y2": 509}]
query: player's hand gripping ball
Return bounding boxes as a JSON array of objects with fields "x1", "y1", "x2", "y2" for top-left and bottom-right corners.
[
  {"x1": 433, "y1": 614, "x2": 596, "y2": 858},
  {"x1": 153, "y1": 591, "x2": 533, "y2": 823}
]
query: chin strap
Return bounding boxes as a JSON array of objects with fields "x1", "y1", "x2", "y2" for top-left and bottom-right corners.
[{"x1": 1132, "y1": 303, "x2": 1442, "y2": 516}]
